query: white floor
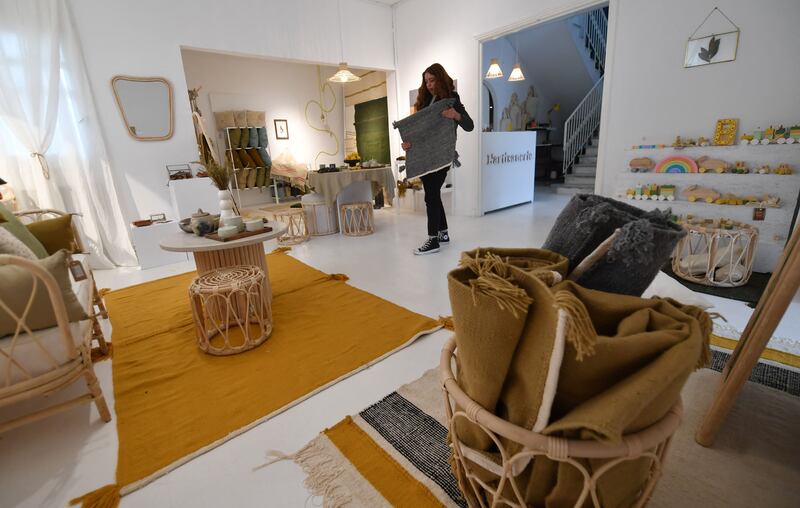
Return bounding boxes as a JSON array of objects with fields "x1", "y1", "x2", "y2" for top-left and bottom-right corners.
[{"x1": 1, "y1": 189, "x2": 797, "y2": 508}]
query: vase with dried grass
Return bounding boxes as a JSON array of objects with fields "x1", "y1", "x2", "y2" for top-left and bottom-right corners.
[{"x1": 201, "y1": 156, "x2": 239, "y2": 226}]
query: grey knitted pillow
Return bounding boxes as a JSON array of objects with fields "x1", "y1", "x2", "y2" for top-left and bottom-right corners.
[{"x1": 543, "y1": 194, "x2": 685, "y2": 296}]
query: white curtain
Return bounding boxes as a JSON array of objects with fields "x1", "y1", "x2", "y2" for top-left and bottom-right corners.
[{"x1": 0, "y1": 0, "x2": 137, "y2": 268}]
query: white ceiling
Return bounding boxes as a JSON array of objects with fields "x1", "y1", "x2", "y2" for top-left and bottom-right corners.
[{"x1": 369, "y1": 0, "x2": 404, "y2": 5}]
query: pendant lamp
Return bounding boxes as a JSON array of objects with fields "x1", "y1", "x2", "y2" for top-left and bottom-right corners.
[
  {"x1": 508, "y1": 33, "x2": 525, "y2": 81},
  {"x1": 329, "y1": 63, "x2": 361, "y2": 83},
  {"x1": 328, "y1": 0, "x2": 361, "y2": 83},
  {"x1": 485, "y1": 58, "x2": 503, "y2": 79},
  {"x1": 508, "y1": 64, "x2": 525, "y2": 81}
]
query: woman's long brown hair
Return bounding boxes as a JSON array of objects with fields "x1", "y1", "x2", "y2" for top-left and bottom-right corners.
[{"x1": 413, "y1": 63, "x2": 455, "y2": 112}]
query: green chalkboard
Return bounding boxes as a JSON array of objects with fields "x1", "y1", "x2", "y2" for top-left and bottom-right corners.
[{"x1": 354, "y1": 97, "x2": 390, "y2": 164}]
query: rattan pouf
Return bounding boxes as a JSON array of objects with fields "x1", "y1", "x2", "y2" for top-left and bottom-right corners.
[
  {"x1": 189, "y1": 265, "x2": 272, "y2": 356},
  {"x1": 273, "y1": 208, "x2": 309, "y2": 245},
  {"x1": 672, "y1": 220, "x2": 758, "y2": 287},
  {"x1": 339, "y1": 202, "x2": 374, "y2": 236},
  {"x1": 439, "y1": 336, "x2": 681, "y2": 507},
  {"x1": 302, "y1": 193, "x2": 339, "y2": 235}
]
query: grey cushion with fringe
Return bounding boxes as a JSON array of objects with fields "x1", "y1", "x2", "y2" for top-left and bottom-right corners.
[{"x1": 543, "y1": 194, "x2": 685, "y2": 296}]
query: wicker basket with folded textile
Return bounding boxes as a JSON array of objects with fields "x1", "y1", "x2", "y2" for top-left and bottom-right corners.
[{"x1": 443, "y1": 231, "x2": 710, "y2": 506}]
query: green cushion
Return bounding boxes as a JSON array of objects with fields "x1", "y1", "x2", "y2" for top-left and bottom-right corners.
[
  {"x1": 0, "y1": 202, "x2": 48, "y2": 258},
  {"x1": 0, "y1": 250, "x2": 88, "y2": 337},
  {"x1": 25, "y1": 214, "x2": 79, "y2": 255}
]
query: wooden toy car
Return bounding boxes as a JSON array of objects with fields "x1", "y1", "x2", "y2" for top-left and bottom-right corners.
[
  {"x1": 774, "y1": 163, "x2": 793, "y2": 175},
  {"x1": 659, "y1": 185, "x2": 676, "y2": 201},
  {"x1": 683, "y1": 184, "x2": 720, "y2": 203},
  {"x1": 697, "y1": 156, "x2": 730, "y2": 174},
  {"x1": 732, "y1": 161, "x2": 749, "y2": 174},
  {"x1": 629, "y1": 157, "x2": 655, "y2": 172},
  {"x1": 757, "y1": 165, "x2": 770, "y2": 174},
  {"x1": 719, "y1": 193, "x2": 744, "y2": 206}
]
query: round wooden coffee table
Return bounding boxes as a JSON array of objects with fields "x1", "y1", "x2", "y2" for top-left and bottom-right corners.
[{"x1": 160, "y1": 222, "x2": 287, "y2": 305}]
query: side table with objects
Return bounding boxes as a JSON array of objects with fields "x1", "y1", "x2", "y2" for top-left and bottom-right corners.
[{"x1": 160, "y1": 221, "x2": 286, "y2": 301}]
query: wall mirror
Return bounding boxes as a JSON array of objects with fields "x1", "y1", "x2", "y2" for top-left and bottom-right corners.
[{"x1": 111, "y1": 75, "x2": 174, "y2": 141}]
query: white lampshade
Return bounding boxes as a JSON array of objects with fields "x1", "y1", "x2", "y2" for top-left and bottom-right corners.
[
  {"x1": 328, "y1": 63, "x2": 361, "y2": 83},
  {"x1": 508, "y1": 64, "x2": 525, "y2": 82},
  {"x1": 485, "y1": 58, "x2": 503, "y2": 79}
]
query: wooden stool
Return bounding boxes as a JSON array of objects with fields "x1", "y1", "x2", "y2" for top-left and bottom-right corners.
[
  {"x1": 189, "y1": 265, "x2": 271, "y2": 356},
  {"x1": 273, "y1": 208, "x2": 309, "y2": 245},
  {"x1": 303, "y1": 201, "x2": 339, "y2": 236},
  {"x1": 339, "y1": 202, "x2": 374, "y2": 236}
]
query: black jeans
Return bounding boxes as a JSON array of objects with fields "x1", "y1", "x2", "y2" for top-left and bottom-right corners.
[{"x1": 421, "y1": 168, "x2": 449, "y2": 237}]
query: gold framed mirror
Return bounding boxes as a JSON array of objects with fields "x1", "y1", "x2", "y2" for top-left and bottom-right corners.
[{"x1": 111, "y1": 75, "x2": 174, "y2": 141}]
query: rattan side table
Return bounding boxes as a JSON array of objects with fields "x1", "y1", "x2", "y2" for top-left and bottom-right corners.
[
  {"x1": 189, "y1": 265, "x2": 271, "y2": 356},
  {"x1": 339, "y1": 202, "x2": 374, "y2": 236},
  {"x1": 273, "y1": 208, "x2": 309, "y2": 245}
]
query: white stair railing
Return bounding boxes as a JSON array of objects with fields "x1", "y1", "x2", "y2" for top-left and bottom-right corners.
[
  {"x1": 561, "y1": 76, "x2": 604, "y2": 179},
  {"x1": 585, "y1": 8, "x2": 607, "y2": 72}
]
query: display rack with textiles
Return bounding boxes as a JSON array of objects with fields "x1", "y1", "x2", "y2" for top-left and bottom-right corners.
[{"x1": 214, "y1": 109, "x2": 292, "y2": 205}]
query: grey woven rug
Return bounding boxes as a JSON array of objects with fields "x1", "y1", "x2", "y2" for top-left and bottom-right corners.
[{"x1": 393, "y1": 98, "x2": 456, "y2": 179}]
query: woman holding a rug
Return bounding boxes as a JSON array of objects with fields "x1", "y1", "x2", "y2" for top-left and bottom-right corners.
[{"x1": 402, "y1": 63, "x2": 473, "y2": 255}]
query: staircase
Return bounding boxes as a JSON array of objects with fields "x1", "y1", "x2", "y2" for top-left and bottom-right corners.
[
  {"x1": 555, "y1": 8, "x2": 607, "y2": 196},
  {"x1": 559, "y1": 134, "x2": 599, "y2": 194}
]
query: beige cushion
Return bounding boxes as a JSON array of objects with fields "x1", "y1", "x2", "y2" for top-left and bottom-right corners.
[
  {"x1": 246, "y1": 110, "x2": 266, "y2": 127},
  {"x1": 0, "y1": 227, "x2": 37, "y2": 259},
  {"x1": 0, "y1": 255, "x2": 92, "y2": 384},
  {"x1": 0, "y1": 202, "x2": 48, "y2": 258},
  {"x1": 0, "y1": 250, "x2": 88, "y2": 338},
  {"x1": 233, "y1": 110, "x2": 247, "y2": 127},
  {"x1": 214, "y1": 111, "x2": 235, "y2": 130}
]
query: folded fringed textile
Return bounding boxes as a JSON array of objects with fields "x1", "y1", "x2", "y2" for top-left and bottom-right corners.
[
  {"x1": 392, "y1": 98, "x2": 456, "y2": 179},
  {"x1": 257, "y1": 127, "x2": 272, "y2": 169},
  {"x1": 448, "y1": 247, "x2": 710, "y2": 508},
  {"x1": 543, "y1": 194, "x2": 686, "y2": 296}
]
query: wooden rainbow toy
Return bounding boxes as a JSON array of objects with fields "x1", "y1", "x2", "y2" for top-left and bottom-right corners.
[{"x1": 655, "y1": 156, "x2": 698, "y2": 173}]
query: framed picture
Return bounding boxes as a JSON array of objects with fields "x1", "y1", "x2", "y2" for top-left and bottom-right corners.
[
  {"x1": 684, "y1": 31, "x2": 739, "y2": 68},
  {"x1": 274, "y1": 119, "x2": 289, "y2": 140},
  {"x1": 713, "y1": 118, "x2": 738, "y2": 146}
]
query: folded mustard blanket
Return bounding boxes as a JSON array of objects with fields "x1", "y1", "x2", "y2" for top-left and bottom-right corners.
[{"x1": 448, "y1": 247, "x2": 710, "y2": 507}]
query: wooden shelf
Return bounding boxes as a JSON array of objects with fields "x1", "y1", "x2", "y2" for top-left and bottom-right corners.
[{"x1": 627, "y1": 143, "x2": 800, "y2": 152}]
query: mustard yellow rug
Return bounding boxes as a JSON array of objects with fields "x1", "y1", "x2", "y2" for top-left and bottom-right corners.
[{"x1": 71, "y1": 250, "x2": 442, "y2": 508}]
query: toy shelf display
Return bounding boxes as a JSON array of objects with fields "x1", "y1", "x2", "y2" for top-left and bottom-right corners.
[{"x1": 616, "y1": 144, "x2": 800, "y2": 274}]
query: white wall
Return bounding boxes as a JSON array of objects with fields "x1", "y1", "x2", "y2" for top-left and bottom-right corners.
[
  {"x1": 181, "y1": 50, "x2": 344, "y2": 170},
  {"x1": 68, "y1": 0, "x2": 394, "y2": 220},
  {"x1": 393, "y1": 0, "x2": 605, "y2": 216},
  {"x1": 597, "y1": 0, "x2": 800, "y2": 196}
]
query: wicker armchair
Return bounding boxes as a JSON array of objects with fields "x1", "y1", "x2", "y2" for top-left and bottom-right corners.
[{"x1": 0, "y1": 209, "x2": 111, "y2": 433}]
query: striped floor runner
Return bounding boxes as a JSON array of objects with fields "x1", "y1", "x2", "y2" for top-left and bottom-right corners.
[{"x1": 289, "y1": 363, "x2": 800, "y2": 507}]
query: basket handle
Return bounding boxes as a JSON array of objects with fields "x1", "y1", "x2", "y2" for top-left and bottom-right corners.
[{"x1": 568, "y1": 229, "x2": 621, "y2": 281}]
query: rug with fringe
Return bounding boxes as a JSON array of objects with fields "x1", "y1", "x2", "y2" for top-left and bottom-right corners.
[
  {"x1": 71, "y1": 250, "x2": 444, "y2": 508},
  {"x1": 285, "y1": 364, "x2": 800, "y2": 508}
]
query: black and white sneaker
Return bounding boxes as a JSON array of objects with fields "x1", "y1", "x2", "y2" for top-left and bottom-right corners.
[
  {"x1": 437, "y1": 230, "x2": 450, "y2": 243},
  {"x1": 413, "y1": 237, "x2": 440, "y2": 255}
]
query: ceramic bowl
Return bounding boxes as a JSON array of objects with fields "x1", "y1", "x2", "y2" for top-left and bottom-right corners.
[
  {"x1": 245, "y1": 219, "x2": 264, "y2": 232},
  {"x1": 218, "y1": 225, "x2": 238, "y2": 238}
]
